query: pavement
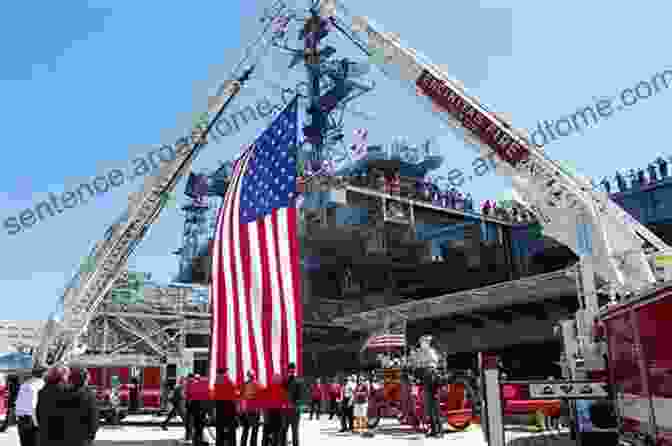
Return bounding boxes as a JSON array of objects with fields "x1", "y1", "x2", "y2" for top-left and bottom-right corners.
[{"x1": 0, "y1": 414, "x2": 576, "y2": 446}]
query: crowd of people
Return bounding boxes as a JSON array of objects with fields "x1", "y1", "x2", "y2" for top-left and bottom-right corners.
[
  {"x1": 2, "y1": 366, "x2": 98, "y2": 446},
  {"x1": 306, "y1": 374, "x2": 376, "y2": 435},
  {"x1": 160, "y1": 366, "x2": 384, "y2": 446},
  {"x1": 601, "y1": 156, "x2": 670, "y2": 193},
  {"x1": 480, "y1": 200, "x2": 538, "y2": 223},
  {"x1": 159, "y1": 363, "x2": 327, "y2": 446},
  {"x1": 1, "y1": 359, "x2": 456, "y2": 445}
]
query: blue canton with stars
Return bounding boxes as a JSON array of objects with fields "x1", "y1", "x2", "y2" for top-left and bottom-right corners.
[{"x1": 239, "y1": 99, "x2": 298, "y2": 224}]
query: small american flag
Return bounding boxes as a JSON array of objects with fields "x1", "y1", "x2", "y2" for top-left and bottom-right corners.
[
  {"x1": 361, "y1": 320, "x2": 406, "y2": 352},
  {"x1": 209, "y1": 98, "x2": 302, "y2": 391}
]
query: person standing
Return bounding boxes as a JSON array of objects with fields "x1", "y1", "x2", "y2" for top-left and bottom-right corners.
[
  {"x1": 262, "y1": 373, "x2": 285, "y2": 446},
  {"x1": 339, "y1": 376, "x2": 355, "y2": 433},
  {"x1": 327, "y1": 378, "x2": 341, "y2": 421},
  {"x1": 0, "y1": 375, "x2": 20, "y2": 432},
  {"x1": 67, "y1": 368, "x2": 99, "y2": 445},
  {"x1": 129, "y1": 377, "x2": 140, "y2": 413},
  {"x1": 36, "y1": 367, "x2": 70, "y2": 446},
  {"x1": 280, "y1": 363, "x2": 303, "y2": 446},
  {"x1": 190, "y1": 398, "x2": 207, "y2": 446},
  {"x1": 240, "y1": 371, "x2": 260, "y2": 446},
  {"x1": 161, "y1": 377, "x2": 186, "y2": 431},
  {"x1": 309, "y1": 378, "x2": 323, "y2": 420},
  {"x1": 215, "y1": 368, "x2": 238, "y2": 446},
  {"x1": 187, "y1": 374, "x2": 208, "y2": 446},
  {"x1": 352, "y1": 375, "x2": 370, "y2": 434},
  {"x1": 183, "y1": 374, "x2": 195, "y2": 443},
  {"x1": 37, "y1": 367, "x2": 99, "y2": 446},
  {"x1": 417, "y1": 336, "x2": 442, "y2": 438},
  {"x1": 15, "y1": 367, "x2": 46, "y2": 446}
]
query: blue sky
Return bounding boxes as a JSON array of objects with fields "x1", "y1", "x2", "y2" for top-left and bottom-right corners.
[{"x1": 1, "y1": 0, "x2": 671, "y2": 321}]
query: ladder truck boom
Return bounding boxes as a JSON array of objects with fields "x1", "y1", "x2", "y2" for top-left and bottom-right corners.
[
  {"x1": 53, "y1": 79, "x2": 245, "y2": 366},
  {"x1": 35, "y1": 0, "x2": 291, "y2": 367},
  {"x1": 322, "y1": 0, "x2": 672, "y2": 299},
  {"x1": 50, "y1": 81, "x2": 243, "y2": 366}
]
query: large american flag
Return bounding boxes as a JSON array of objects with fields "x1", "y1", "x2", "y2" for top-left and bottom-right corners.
[{"x1": 209, "y1": 98, "x2": 302, "y2": 390}]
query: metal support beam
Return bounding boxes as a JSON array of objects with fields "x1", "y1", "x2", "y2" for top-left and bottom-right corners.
[
  {"x1": 113, "y1": 318, "x2": 168, "y2": 357},
  {"x1": 99, "y1": 311, "x2": 210, "y2": 319},
  {"x1": 103, "y1": 318, "x2": 109, "y2": 353},
  {"x1": 331, "y1": 268, "x2": 575, "y2": 330},
  {"x1": 105, "y1": 320, "x2": 181, "y2": 356}
]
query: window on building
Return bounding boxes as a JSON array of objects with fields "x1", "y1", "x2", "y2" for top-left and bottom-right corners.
[{"x1": 186, "y1": 334, "x2": 209, "y2": 349}]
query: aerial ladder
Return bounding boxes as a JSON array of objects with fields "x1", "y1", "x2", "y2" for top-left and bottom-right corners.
[
  {"x1": 317, "y1": 0, "x2": 672, "y2": 375},
  {"x1": 33, "y1": 0, "x2": 291, "y2": 368}
]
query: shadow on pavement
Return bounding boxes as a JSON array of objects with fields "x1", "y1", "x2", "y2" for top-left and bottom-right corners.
[
  {"x1": 320, "y1": 424, "x2": 474, "y2": 441},
  {"x1": 83, "y1": 441, "x2": 179, "y2": 446},
  {"x1": 506, "y1": 432, "x2": 574, "y2": 446}
]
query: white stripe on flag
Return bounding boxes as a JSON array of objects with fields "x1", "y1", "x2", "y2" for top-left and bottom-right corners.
[
  {"x1": 232, "y1": 152, "x2": 252, "y2": 379},
  {"x1": 277, "y1": 208, "x2": 298, "y2": 368},
  {"x1": 247, "y1": 222, "x2": 269, "y2": 386},
  {"x1": 265, "y1": 216, "x2": 283, "y2": 377}
]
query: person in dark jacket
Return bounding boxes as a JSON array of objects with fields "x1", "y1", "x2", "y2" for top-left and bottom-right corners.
[
  {"x1": 129, "y1": 377, "x2": 140, "y2": 413},
  {"x1": 36, "y1": 367, "x2": 98, "y2": 446},
  {"x1": 161, "y1": 377, "x2": 187, "y2": 431},
  {"x1": 190, "y1": 398, "x2": 208, "y2": 446},
  {"x1": 422, "y1": 366, "x2": 442, "y2": 438},
  {"x1": 280, "y1": 363, "x2": 303, "y2": 446}
]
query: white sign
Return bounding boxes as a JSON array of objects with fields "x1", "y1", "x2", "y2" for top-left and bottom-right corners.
[{"x1": 528, "y1": 381, "x2": 608, "y2": 399}]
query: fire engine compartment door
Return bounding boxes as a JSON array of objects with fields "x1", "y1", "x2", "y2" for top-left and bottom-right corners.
[
  {"x1": 635, "y1": 296, "x2": 672, "y2": 446},
  {"x1": 605, "y1": 311, "x2": 655, "y2": 440}
]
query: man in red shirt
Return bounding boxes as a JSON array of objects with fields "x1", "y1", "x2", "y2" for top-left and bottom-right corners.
[
  {"x1": 328, "y1": 378, "x2": 341, "y2": 421},
  {"x1": 309, "y1": 378, "x2": 324, "y2": 420},
  {"x1": 214, "y1": 368, "x2": 238, "y2": 446}
]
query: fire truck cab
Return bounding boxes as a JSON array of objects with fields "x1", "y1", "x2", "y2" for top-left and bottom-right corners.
[{"x1": 601, "y1": 283, "x2": 672, "y2": 446}]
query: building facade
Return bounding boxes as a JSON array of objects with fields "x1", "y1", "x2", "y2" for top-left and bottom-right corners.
[{"x1": 0, "y1": 320, "x2": 45, "y2": 353}]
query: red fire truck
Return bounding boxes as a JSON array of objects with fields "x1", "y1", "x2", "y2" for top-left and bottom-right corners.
[
  {"x1": 600, "y1": 284, "x2": 672, "y2": 446},
  {"x1": 83, "y1": 365, "x2": 164, "y2": 422}
]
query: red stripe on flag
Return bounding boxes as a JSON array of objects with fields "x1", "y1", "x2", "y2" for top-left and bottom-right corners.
[
  {"x1": 287, "y1": 206, "x2": 302, "y2": 375},
  {"x1": 239, "y1": 221, "x2": 260, "y2": 384}
]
